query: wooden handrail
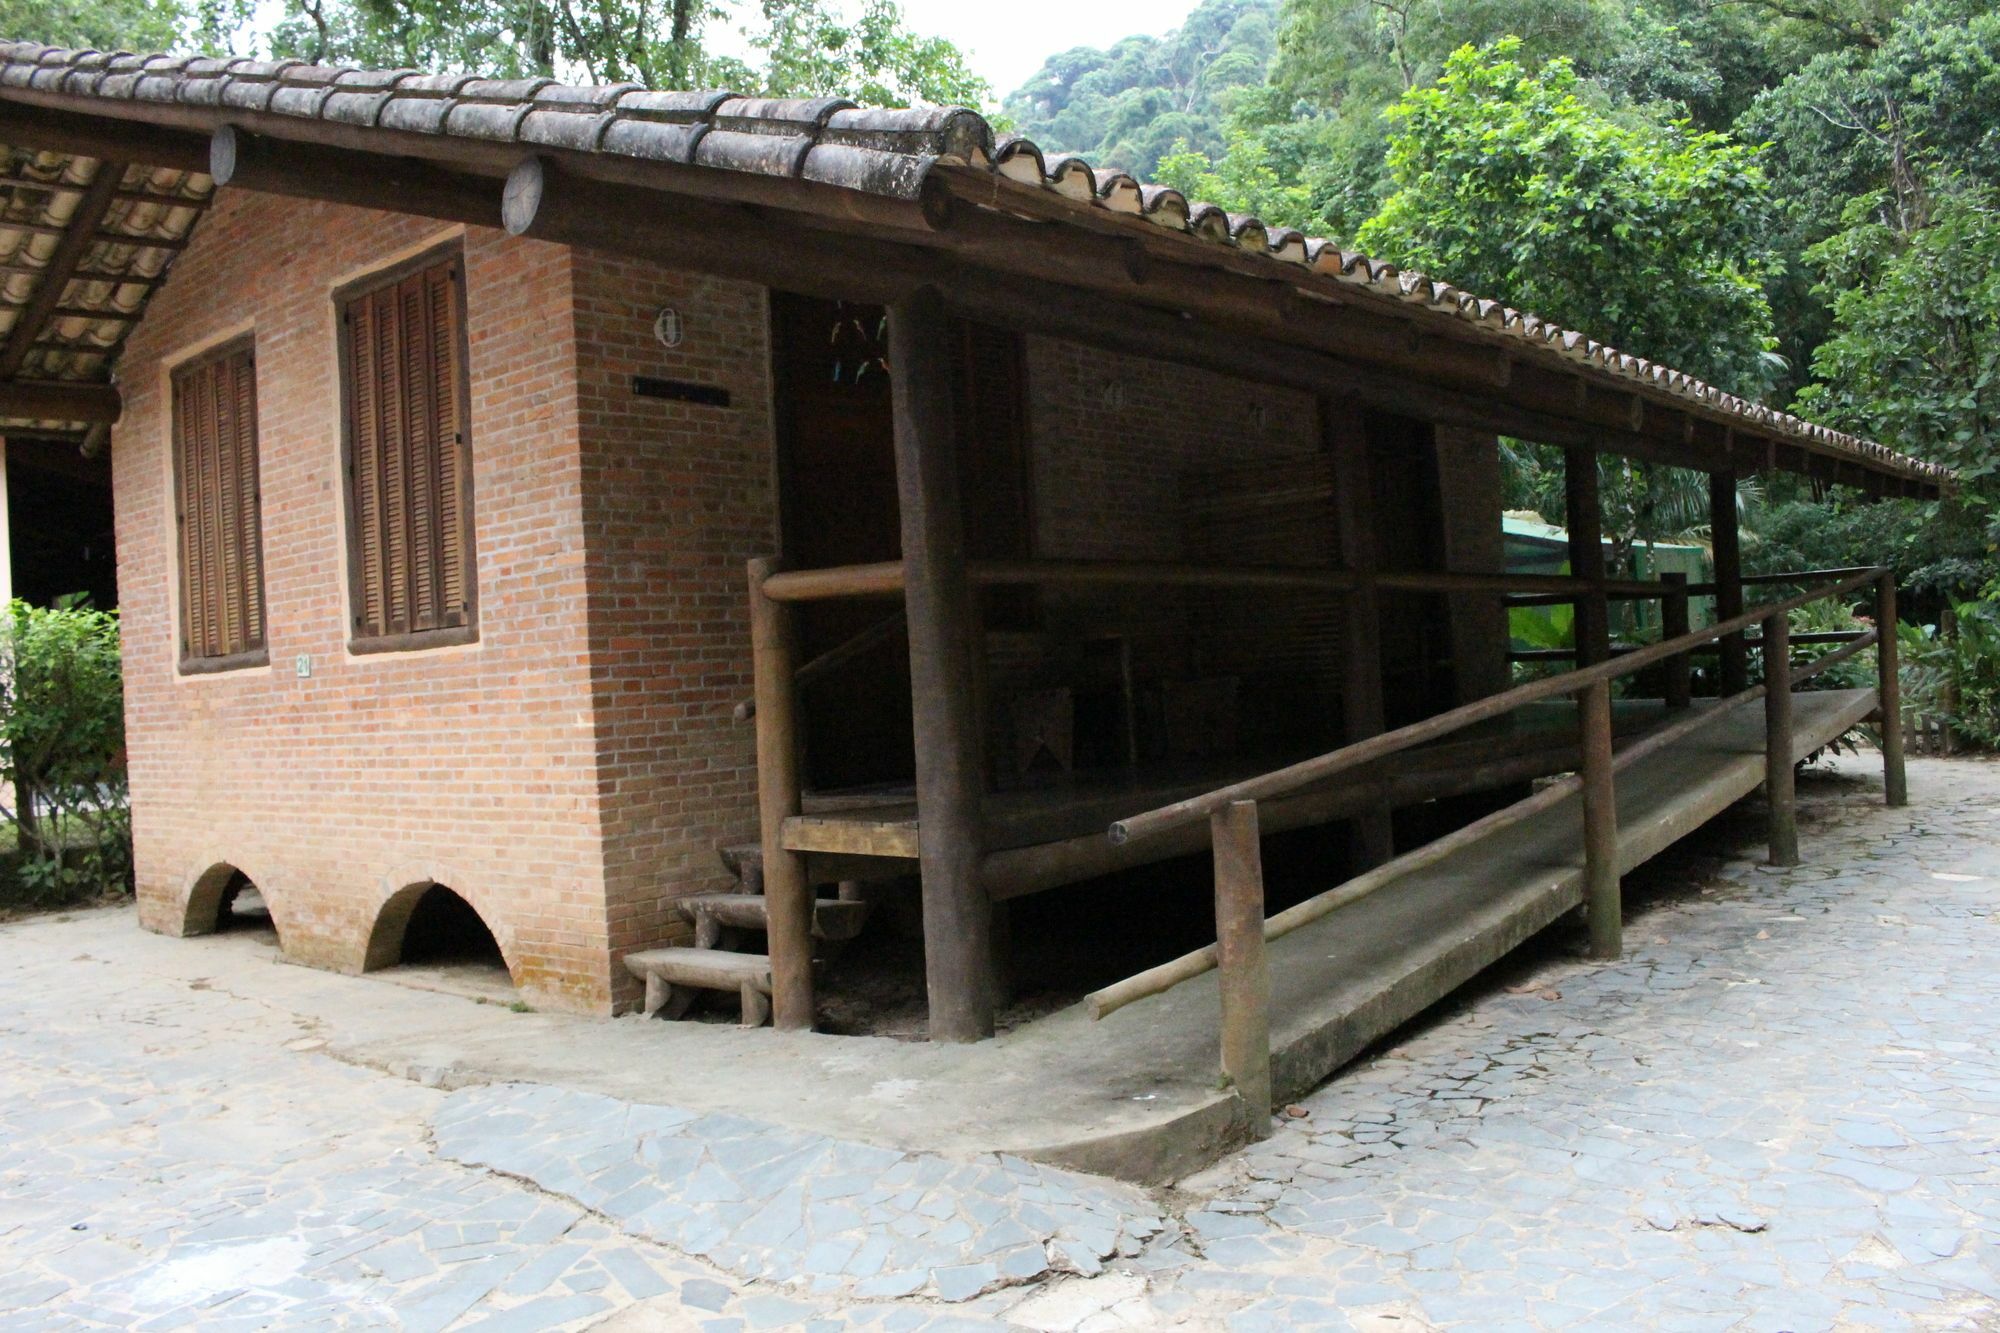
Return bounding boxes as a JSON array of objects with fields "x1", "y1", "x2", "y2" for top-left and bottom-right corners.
[
  {"x1": 1510, "y1": 628, "x2": 1870, "y2": 662},
  {"x1": 761, "y1": 556, "x2": 1699, "y2": 605},
  {"x1": 733, "y1": 610, "x2": 906, "y2": 722},
  {"x1": 1685, "y1": 565, "x2": 1878, "y2": 596},
  {"x1": 1081, "y1": 565, "x2": 1901, "y2": 1135},
  {"x1": 1108, "y1": 567, "x2": 1880, "y2": 845}
]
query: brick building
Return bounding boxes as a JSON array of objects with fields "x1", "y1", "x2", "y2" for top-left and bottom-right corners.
[{"x1": 0, "y1": 43, "x2": 1943, "y2": 1054}]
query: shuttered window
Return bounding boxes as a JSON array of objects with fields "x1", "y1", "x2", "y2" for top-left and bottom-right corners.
[
  {"x1": 339, "y1": 251, "x2": 477, "y2": 651},
  {"x1": 172, "y1": 339, "x2": 266, "y2": 671}
]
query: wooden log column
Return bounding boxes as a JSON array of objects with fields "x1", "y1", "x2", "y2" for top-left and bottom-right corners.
[
  {"x1": 1876, "y1": 572, "x2": 1908, "y2": 807},
  {"x1": 1326, "y1": 399, "x2": 1394, "y2": 868},
  {"x1": 1763, "y1": 612, "x2": 1800, "y2": 867},
  {"x1": 1661, "y1": 571, "x2": 1692, "y2": 709},
  {"x1": 1212, "y1": 800, "x2": 1272, "y2": 1136},
  {"x1": 1579, "y1": 679, "x2": 1621, "y2": 959},
  {"x1": 1711, "y1": 470, "x2": 1748, "y2": 695},
  {"x1": 888, "y1": 287, "x2": 996, "y2": 1042},
  {"x1": 1564, "y1": 446, "x2": 1611, "y2": 668},
  {"x1": 747, "y1": 556, "x2": 816, "y2": 1030}
]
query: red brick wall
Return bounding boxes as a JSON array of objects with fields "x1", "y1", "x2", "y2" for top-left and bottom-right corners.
[
  {"x1": 113, "y1": 200, "x2": 1500, "y2": 1020},
  {"x1": 115, "y1": 189, "x2": 617, "y2": 1013},
  {"x1": 568, "y1": 253, "x2": 775, "y2": 1009}
]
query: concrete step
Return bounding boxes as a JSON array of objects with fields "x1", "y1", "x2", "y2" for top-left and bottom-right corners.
[
  {"x1": 678, "y1": 893, "x2": 871, "y2": 945},
  {"x1": 623, "y1": 947, "x2": 773, "y2": 1026}
]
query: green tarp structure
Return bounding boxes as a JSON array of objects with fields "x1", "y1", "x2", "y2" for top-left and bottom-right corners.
[{"x1": 1504, "y1": 514, "x2": 1715, "y2": 652}]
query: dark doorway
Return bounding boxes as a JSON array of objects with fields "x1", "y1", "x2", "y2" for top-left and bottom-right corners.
[
  {"x1": 7, "y1": 437, "x2": 117, "y2": 609},
  {"x1": 1366, "y1": 412, "x2": 1458, "y2": 728},
  {"x1": 769, "y1": 293, "x2": 1033, "y2": 792}
]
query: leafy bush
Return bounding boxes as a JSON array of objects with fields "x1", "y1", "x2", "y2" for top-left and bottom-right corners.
[
  {"x1": 0, "y1": 598, "x2": 130, "y2": 909},
  {"x1": 1897, "y1": 600, "x2": 2000, "y2": 749}
]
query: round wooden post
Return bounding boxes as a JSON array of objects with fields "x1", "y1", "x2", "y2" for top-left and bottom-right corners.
[
  {"x1": 1211, "y1": 800, "x2": 1272, "y2": 1136},
  {"x1": 1579, "y1": 679, "x2": 1621, "y2": 960},
  {"x1": 1876, "y1": 572, "x2": 1908, "y2": 807},
  {"x1": 1661, "y1": 571, "x2": 1691, "y2": 709},
  {"x1": 748, "y1": 556, "x2": 815, "y2": 1030},
  {"x1": 889, "y1": 288, "x2": 996, "y2": 1043},
  {"x1": 1763, "y1": 612, "x2": 1799, "y2": 867},
  {"x1": 1711, "y1": 470, "x2": 1748, "y2": 695}
]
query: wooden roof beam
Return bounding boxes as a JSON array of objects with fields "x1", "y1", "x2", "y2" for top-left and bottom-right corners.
[
  {"x1": 0, "y1": 377, "x2": 120, "y2": 422},
  {"x1": 0, "y1": 101, "x2": 208, "y2": 173}
]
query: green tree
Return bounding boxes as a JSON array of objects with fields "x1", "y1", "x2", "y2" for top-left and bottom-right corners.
[
  {"x1": 0, "y1": 0, "x2": 248, "y2": 54},
  {"x1": 752, "y1": 0, "x2": 985, "y2": 106},
  {"x1": 267, "y1": 0, "x2": 981, "y2": 105},
  {"x1": 0, "y1": 598, "x2": 129, "y2": 908},
  {"x1": 1355, "y1": 39, "x2": 1779, "y2": 396},
  {"x1": 1002, "y1": 0, "x2": 1279, "y2": 176}
]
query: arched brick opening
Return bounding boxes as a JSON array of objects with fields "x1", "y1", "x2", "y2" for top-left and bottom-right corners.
[
  {"x1": 363, "y1": 881, "x2": 513, "y2": 981},
  {"x1": 180, "y1": 862, "x2": 282, "y2": 944}
]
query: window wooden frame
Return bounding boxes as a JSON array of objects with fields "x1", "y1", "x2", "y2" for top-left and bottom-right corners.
[
  {"x1": 171, "y1": 335, "x2": 268, "y2": 674},
  {"x1": 336, "y1": 244, "x2": 478, "y2": 654}
]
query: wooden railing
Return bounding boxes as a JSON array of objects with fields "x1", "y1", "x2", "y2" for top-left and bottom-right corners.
[{"x1": 1090, "y1": 566, "x2": 1905, "y2": 1134}]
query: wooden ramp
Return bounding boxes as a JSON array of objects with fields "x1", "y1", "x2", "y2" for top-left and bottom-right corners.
[{"x1": 1003, "y1": 687, "x2": 1879, "y2": 1178}]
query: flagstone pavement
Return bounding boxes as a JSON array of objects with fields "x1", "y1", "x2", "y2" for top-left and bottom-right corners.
[{"x1": 1, "y1": 752, "x2": 1997, "y2": 1331}]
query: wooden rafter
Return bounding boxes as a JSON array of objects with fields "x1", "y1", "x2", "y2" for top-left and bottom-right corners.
[
  {"x1": 0, "y1": 377, "x2": 121, "y2": 421},
  {"x1": 0, "y1": 157, "x2": 125, "y2": 381}
]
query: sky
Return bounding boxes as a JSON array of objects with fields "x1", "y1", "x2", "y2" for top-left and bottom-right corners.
[{"x1": 893, "y1": 0, "x2": 1200, "y2": 100}]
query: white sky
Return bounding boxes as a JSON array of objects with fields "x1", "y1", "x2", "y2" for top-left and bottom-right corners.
[{"x1": 896, "y1": 0, "x2": 1201, "y2": 101}]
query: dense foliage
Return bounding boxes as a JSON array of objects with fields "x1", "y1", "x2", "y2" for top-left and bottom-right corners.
[
  {"x1": 0, "y1": 599, "x2": 130, "y2": 909},
  {"x1": 1014, "y1": 0, "x2": 2000, "y2": 608},
  {"x1": 1356, "y1": 40, "x2": 1778, "y2": 397},
  {"x1": 1002, "y1": 0, "x2": 1278, "y2": 179}
]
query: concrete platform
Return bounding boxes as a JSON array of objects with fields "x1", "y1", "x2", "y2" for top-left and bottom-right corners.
[{"x1": 139, "y1": 688, "x2": 1879, "y2": 1186}]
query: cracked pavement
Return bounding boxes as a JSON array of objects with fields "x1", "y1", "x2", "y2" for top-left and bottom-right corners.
[{"x1": 2, "y1": 752, "x2": 1998, "y2": 1330}]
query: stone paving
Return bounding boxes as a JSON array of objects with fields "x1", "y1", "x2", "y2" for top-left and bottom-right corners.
[
  {"x1": 430, "y1": 1084, "x2": 1167, "y2": 1301},
  {"x1": 1, "y1": 753, "x2": 1998, "y2": 1331}
]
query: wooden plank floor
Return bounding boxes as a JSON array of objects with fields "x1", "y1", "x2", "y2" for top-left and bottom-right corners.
[
  {"x1": 1001, "y1": 687, "x2": 1880, "y2": 1173},
  {"x1": 800, "y1": 697, "x2": 1679, "y2": 855}
]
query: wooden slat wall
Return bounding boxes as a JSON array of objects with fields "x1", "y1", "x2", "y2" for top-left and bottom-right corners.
[
  {"x1": 171, "y1": 340, "x2": 264, "y2": 665},
  {"x1": 341, "y1": 255, "x2": 474, "y2": 644}
]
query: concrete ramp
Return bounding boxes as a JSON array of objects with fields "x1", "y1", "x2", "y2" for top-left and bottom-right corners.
[{"x1": 1007, "y1": 687, "x2": 1880, "y2": 1180}]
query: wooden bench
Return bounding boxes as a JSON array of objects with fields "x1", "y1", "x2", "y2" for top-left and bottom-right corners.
[{"x1": 623, "y1": 948, "x2": 774, "y2": 1026}]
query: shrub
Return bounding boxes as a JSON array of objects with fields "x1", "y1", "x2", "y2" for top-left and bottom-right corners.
[
  {"x1": 1897, "y1": 600, "x2": 2000, "y2": 749},
  {"x1": 0, "y1": 597, "x2": 130, "y2": 908}
]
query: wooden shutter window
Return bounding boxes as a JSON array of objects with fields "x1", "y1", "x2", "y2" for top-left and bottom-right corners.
[
  {"x1": 340, "y1": 251, "x2": 476, "y2": 650},
  {"x1": 172, "y1": 340, "x2": 266, "y2": 671}
]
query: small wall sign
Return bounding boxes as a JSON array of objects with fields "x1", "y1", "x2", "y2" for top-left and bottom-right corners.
[{"x1": 653, "y1": 307, "x2": 684, "y2": 349}]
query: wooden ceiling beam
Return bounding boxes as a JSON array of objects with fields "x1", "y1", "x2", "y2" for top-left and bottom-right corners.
[
  {"x1": 0, "y1": 377, "x2": 120, "y2": 422},
  {"x1": 0, "y1": 158, "x2": 125, "y2": 381},
  {"x1": 0, "y1": 101, "x2": 209, "y2": 173}
]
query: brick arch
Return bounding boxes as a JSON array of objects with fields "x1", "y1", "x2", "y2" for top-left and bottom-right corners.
[
  {"x1": 362, "y1": 876, "x2": 518, "y2": 983},
  {"x1": 178, "y1": 857, "x2": 289, "y2": 945}
]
